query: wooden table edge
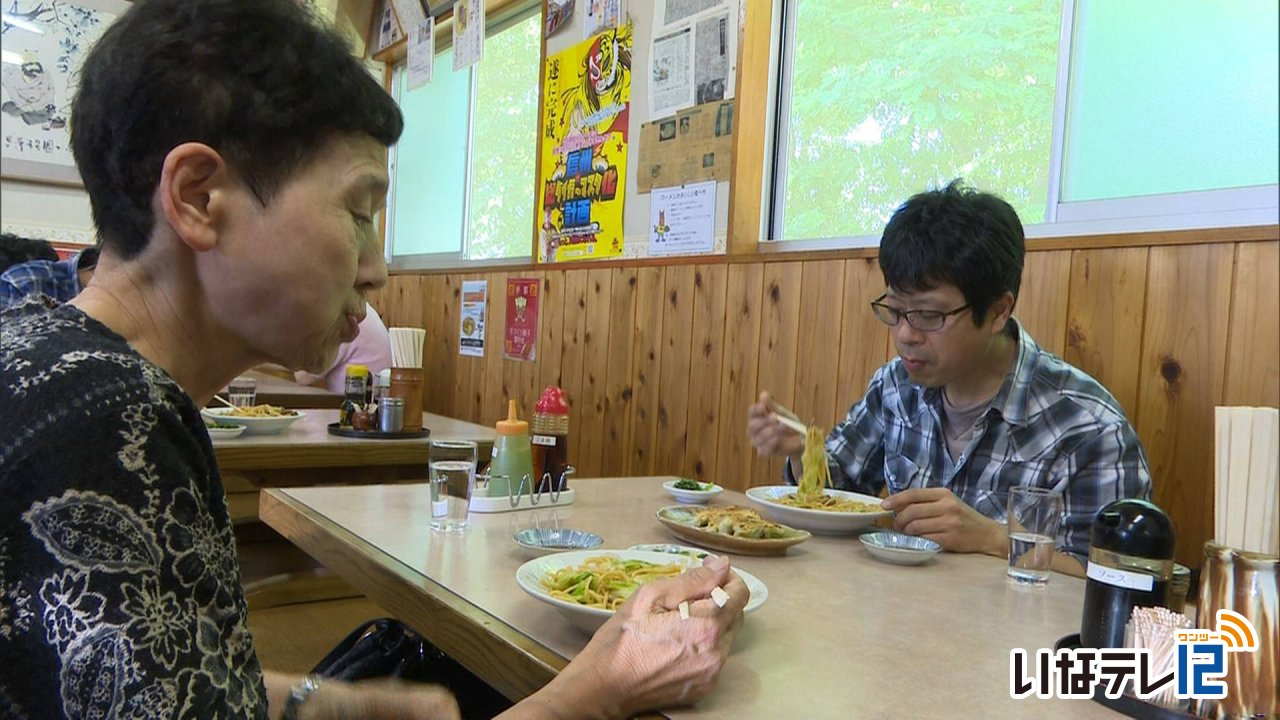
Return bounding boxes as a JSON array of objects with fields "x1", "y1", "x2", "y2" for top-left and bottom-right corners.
[{"x1": 258, "y1": 488, "x2": 568, "y2": 701}]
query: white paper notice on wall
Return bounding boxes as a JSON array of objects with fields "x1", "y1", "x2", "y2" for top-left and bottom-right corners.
[
  {"x1": 390, "y1": 0, "x2": 426, "y2": 28},
  {"x1": 649, "y1": 25, "x2": 694, "y2": 119},
  {"x1": 408, "y1": 18, "x2": 435, "y2": 90},
  {"x1": 649, "y1": 181, "x2": 716, "y2": 256},
  {"x1": 459, "y1": 280, "x2": 487, "y2": 357},
  {"x1": 452, "y1": 0, "x2": 485, "y2": 71}
]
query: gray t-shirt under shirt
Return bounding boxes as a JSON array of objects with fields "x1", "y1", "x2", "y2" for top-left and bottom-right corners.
[{"x1": 941, "y1": 389, "x2": 994, "y2": 462}]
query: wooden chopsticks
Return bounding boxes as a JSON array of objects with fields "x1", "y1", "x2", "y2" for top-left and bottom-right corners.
[{"x1": 771, "y1": 403, "x2": 809, "y2": 436}]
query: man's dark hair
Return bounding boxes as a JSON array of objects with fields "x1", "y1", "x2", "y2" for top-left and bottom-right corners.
[
  {"x1": 71, "y1": 0, "x2": 404, "y2": 258},
  {"x1": 878, "y1": 179, "x2": 1025, "y2": 324},
  {"x1": 0, "y1": 233, "x2": 58, "y2": 272}
]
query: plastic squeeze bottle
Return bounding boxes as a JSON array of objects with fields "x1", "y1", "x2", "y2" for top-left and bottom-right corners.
[{"x1": 489, "y1": 399, "x2": 534, "y2": 499}]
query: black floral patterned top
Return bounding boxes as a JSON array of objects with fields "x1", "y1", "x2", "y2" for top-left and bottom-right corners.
[{"x1": 0, "y1": 298, "x2": 267, "y2": 718}]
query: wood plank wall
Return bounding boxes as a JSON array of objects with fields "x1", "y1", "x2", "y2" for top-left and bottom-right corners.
[{"x1": 372, "y1": 233, "x2": 1280, "y2": 567}]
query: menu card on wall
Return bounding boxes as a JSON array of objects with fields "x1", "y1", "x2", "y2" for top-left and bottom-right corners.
[
  {"x1": 459, "y1": 280, "x2": 487, "y2": 357},
  {"x1": 452, "y1": 0, "x2": 485, "y2": 71},
  {"x1": 503, "y1": 278, "x2": 540, "y2": 361},
  {"x1": 407, "y1": 18, "x2": 435, "y2": 90}
]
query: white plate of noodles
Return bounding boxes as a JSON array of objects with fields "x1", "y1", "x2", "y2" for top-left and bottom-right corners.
[
  {"x1": 516, "y1": 550, "x2": 766, "y2": 634},
  {"x1": 746, "y1": 486, "x2": 890, "y2": 535},
  {"x1": 746, "y1": 423, "x2": 891, "y2": 534},
  {"x1": 200, "y1": 406, "x2": 305, "y2": 435}
]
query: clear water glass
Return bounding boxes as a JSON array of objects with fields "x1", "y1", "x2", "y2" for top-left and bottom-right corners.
[
  {"x1": 1006, "y1": 486, "x2": 1063, "y2": 587},
  {"x1": 227, "y1": 376, "x2": 257, "y2": 407},
  {"x1": 429, "y1": 440, "x2": 477, "y2": 533}
]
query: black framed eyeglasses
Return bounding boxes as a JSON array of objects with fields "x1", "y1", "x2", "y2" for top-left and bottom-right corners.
[{"x1": 869, "y1": 293, "x2": 971, "y2": 332}]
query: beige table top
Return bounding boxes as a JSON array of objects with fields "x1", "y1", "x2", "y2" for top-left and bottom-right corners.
[
  {"x1": 214, "y1": 408, "x2": 496, "y2": 471},
  {"x1": 235, "y1": 368, "x2": 344, "y2": 409},
  {"x1": 261, "y1": 478, "x2": 1118, "y2": 719}
]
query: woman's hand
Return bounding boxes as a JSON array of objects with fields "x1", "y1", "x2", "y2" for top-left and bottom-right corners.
[{"x1": 510, "y1": 556, "x2": 748, "y2": 719}]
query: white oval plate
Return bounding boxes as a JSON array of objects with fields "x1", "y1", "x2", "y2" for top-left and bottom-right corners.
[
  {"x1": 662, "y1": 479, "x2": 724, "y2": 504},
  {"x1": 745, "y1": 486, "x2": 891, "y2": 535},
  {"x1": 200, "y1": 407, "x2": 305, "y2": 435},
  {"x1": 516, "y1": 550, "x2": 766, "y2": 634}
]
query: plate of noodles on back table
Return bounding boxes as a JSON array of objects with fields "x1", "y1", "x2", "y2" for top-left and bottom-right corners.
[
  {"x1": 201, "y1": 406, "x2": 305, "y2": 435},
  {"x1": 656, "y1": 505, "x2": 810, "y2": 556}
]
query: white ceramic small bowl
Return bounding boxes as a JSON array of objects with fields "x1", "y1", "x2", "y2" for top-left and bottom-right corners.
[
  {"x1": 205, "y1": 424, "x2": 246, "y2": 440},
  {"x1": 513, "y1": 528, "x2": 604, "y2": 557},
  {"x1": 662, "y1": 479, "x2": 724, "y2": 504},
  {"x1": 859, "y1": 531, "x2": 942, "y2": 566}
]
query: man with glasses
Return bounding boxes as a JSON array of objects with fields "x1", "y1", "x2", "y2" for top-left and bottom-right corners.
[{"x1": 747, "y1": 181, "x2": 1150, "y2": 573}]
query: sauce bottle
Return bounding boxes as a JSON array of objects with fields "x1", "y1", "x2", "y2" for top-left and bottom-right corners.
[
  {"x1": 339, "y1": 363, "x2": 370, "y2": 427},
  {"x1": 489, "y1": 399, "x2": 534, "y2": 500},
  {"x1": 1080, "y1": 498, "x2": 1176, "y2": 648},
  {"x1": 531, "y1": 386, "x2": 570, "y2": 493}
]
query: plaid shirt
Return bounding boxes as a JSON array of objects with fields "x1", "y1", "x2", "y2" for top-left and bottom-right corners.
[
  {"x1": 0, "y1": 252, "x2": 86, "y2": 308},
  {"x1": 788, "y1": 319, "x2": 1151, "y2": 561}
]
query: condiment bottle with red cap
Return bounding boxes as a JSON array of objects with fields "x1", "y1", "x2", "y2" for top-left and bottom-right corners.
[
  {"x1": 489, "y1": 399, "x2": 534, "y2": 499},
  {"x1": 531, "y1": 386, "x2": 570, "y2": 493}
]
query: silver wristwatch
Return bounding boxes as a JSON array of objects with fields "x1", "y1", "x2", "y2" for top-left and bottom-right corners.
[{"x1": 282, "y1": 674, "x2": 323, "y2": 720}]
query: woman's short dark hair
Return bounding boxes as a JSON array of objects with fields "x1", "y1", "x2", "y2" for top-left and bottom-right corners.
[
  {"x1": 71, "y1": 0, "x2": 405, "y2": 258},
  {"x1": 878, "y1": 179, "x2": 1025, "y2": 325}
]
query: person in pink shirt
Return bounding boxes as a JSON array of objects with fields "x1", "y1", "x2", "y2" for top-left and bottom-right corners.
[{"x1": 294, "y1": 302, "x2": 392, "y2": 393}]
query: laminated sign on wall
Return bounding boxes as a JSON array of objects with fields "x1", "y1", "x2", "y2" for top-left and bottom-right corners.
[
  {"x1": 537, "y1": 24, "x2": 633, "y2": 262},
  {"x1": 637, "y1": 100, "x2": 733, "y2": 192}
]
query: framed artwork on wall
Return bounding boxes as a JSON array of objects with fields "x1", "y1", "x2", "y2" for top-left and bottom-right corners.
[{"x1": 1, "y1": 0, "x2": 129, "y2": 186}]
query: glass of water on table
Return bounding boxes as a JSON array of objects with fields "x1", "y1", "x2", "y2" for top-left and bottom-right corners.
[
  {"x1": 1006, "y1": 486, "x2": 1063, "y2": 586},
  {"x1": 429, "y1": 440, "x2": 477, "y2": 533}
]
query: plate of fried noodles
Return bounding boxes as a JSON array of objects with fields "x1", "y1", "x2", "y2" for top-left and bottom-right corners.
[
  {"x1": 516, "y1": 550, "x2": 766, "y2": 633},
  {"x1": 201, "y1": 405, "x2": 304, "y2": 435},
  {"x1": 744, "y1": 426, "x2": 891, "y2": 534}
]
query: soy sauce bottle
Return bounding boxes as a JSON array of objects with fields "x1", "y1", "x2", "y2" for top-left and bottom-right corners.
[{"x1": 1080, "y1": 499, "x2": 1176, "y2": 648}]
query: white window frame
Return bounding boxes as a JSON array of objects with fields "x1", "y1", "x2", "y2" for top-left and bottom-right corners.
[
  {"x1": 767, "y1": 0, "x2": 1280, "y2": 250},
  {"x1": 384, "y1": 7, "x2": 540, "y2": 270}
]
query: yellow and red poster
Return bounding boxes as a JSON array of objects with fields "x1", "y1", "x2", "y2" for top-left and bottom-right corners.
[
  {"x1": 503, "y1": 278, "x2": 540, "y2": 361},
  {"x1": 537, "y1": 24, "x2": 632, "y2": 262}
]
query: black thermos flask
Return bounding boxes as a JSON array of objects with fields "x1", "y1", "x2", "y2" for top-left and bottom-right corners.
[{"x1": 1080, "y1": 499, "x2": 1176, "y2": 649}]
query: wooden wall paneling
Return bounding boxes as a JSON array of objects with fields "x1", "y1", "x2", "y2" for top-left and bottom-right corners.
[
  {"x1": 627, "y1": 267, "x2": 666, "y2": 476},
  {"x1": 685, "y1": 265, "x2": 729, "y2": 482},
  {"x1": 447, "y1": 275, "x2": 475, "y2": 421},
  {"x1": 1063, "y1": 247, "x2": 1149, "y2": 420},
  {"x1": 1222, "y1": 241, "x2": 1280, "y2": 407},
  {"x1": 600, "y1": 268, "x2": 639, "y2": 478},
  {"x1": 716, "y1": 264, "x2": 764, "y2": 492},
  {"x1": 559, "y1": 271, "x2": 589, "y2": 474},
  {"x1": 837, "y1": 258, "x2": 892, "y2": 412},
  {"x1": 792, "y1": 260, "x2": 846, "y2": 430},
  {"x1": 480, "y1": 272, "x2": 509, "y2": 427},
  {"x1": 655, "y1": 265, "x2": 697, "y2": 476},
  {"x1": 577, "y1": 269, "x2": 615, "y2": 478},
  {"x1": 1017, "y1": 250, "x2": 1072, "y2": 356},
  {"x1": 384, "y1": 275, "x2": 419, "y2": 330},
  {"x1": 536, "y1": 270, "x2": 566, "y2": 399},
  {"x1": 419, "y1": 275, "x2": 449, "y2": 415},
  {"x1": 1134, "y1": 244, "x2": 1234, "y2": 567},
  {"x1": 751, "y1": 262, "x2": 803, "y2": 488}
]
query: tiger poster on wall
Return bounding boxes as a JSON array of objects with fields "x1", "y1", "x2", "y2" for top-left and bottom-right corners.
[{"x1": 537, "y1": 24, "x2": 632, "y2": 263}]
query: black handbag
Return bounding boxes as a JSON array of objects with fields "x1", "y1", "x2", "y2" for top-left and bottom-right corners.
[{"x1": 312, "y1": 618, "x2": 512, "y2": 719}]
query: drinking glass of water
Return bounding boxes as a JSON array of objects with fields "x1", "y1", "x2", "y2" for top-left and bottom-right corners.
[
  {"x1": 1006, "y1": 487, "x2": 1063, "y2": 587},
  {"x1": 429, "y1": 440, "x2": 477, "y2": 533},
  {"x1": 227, "y1": 376, "x2": 257, "y2": 407}
]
